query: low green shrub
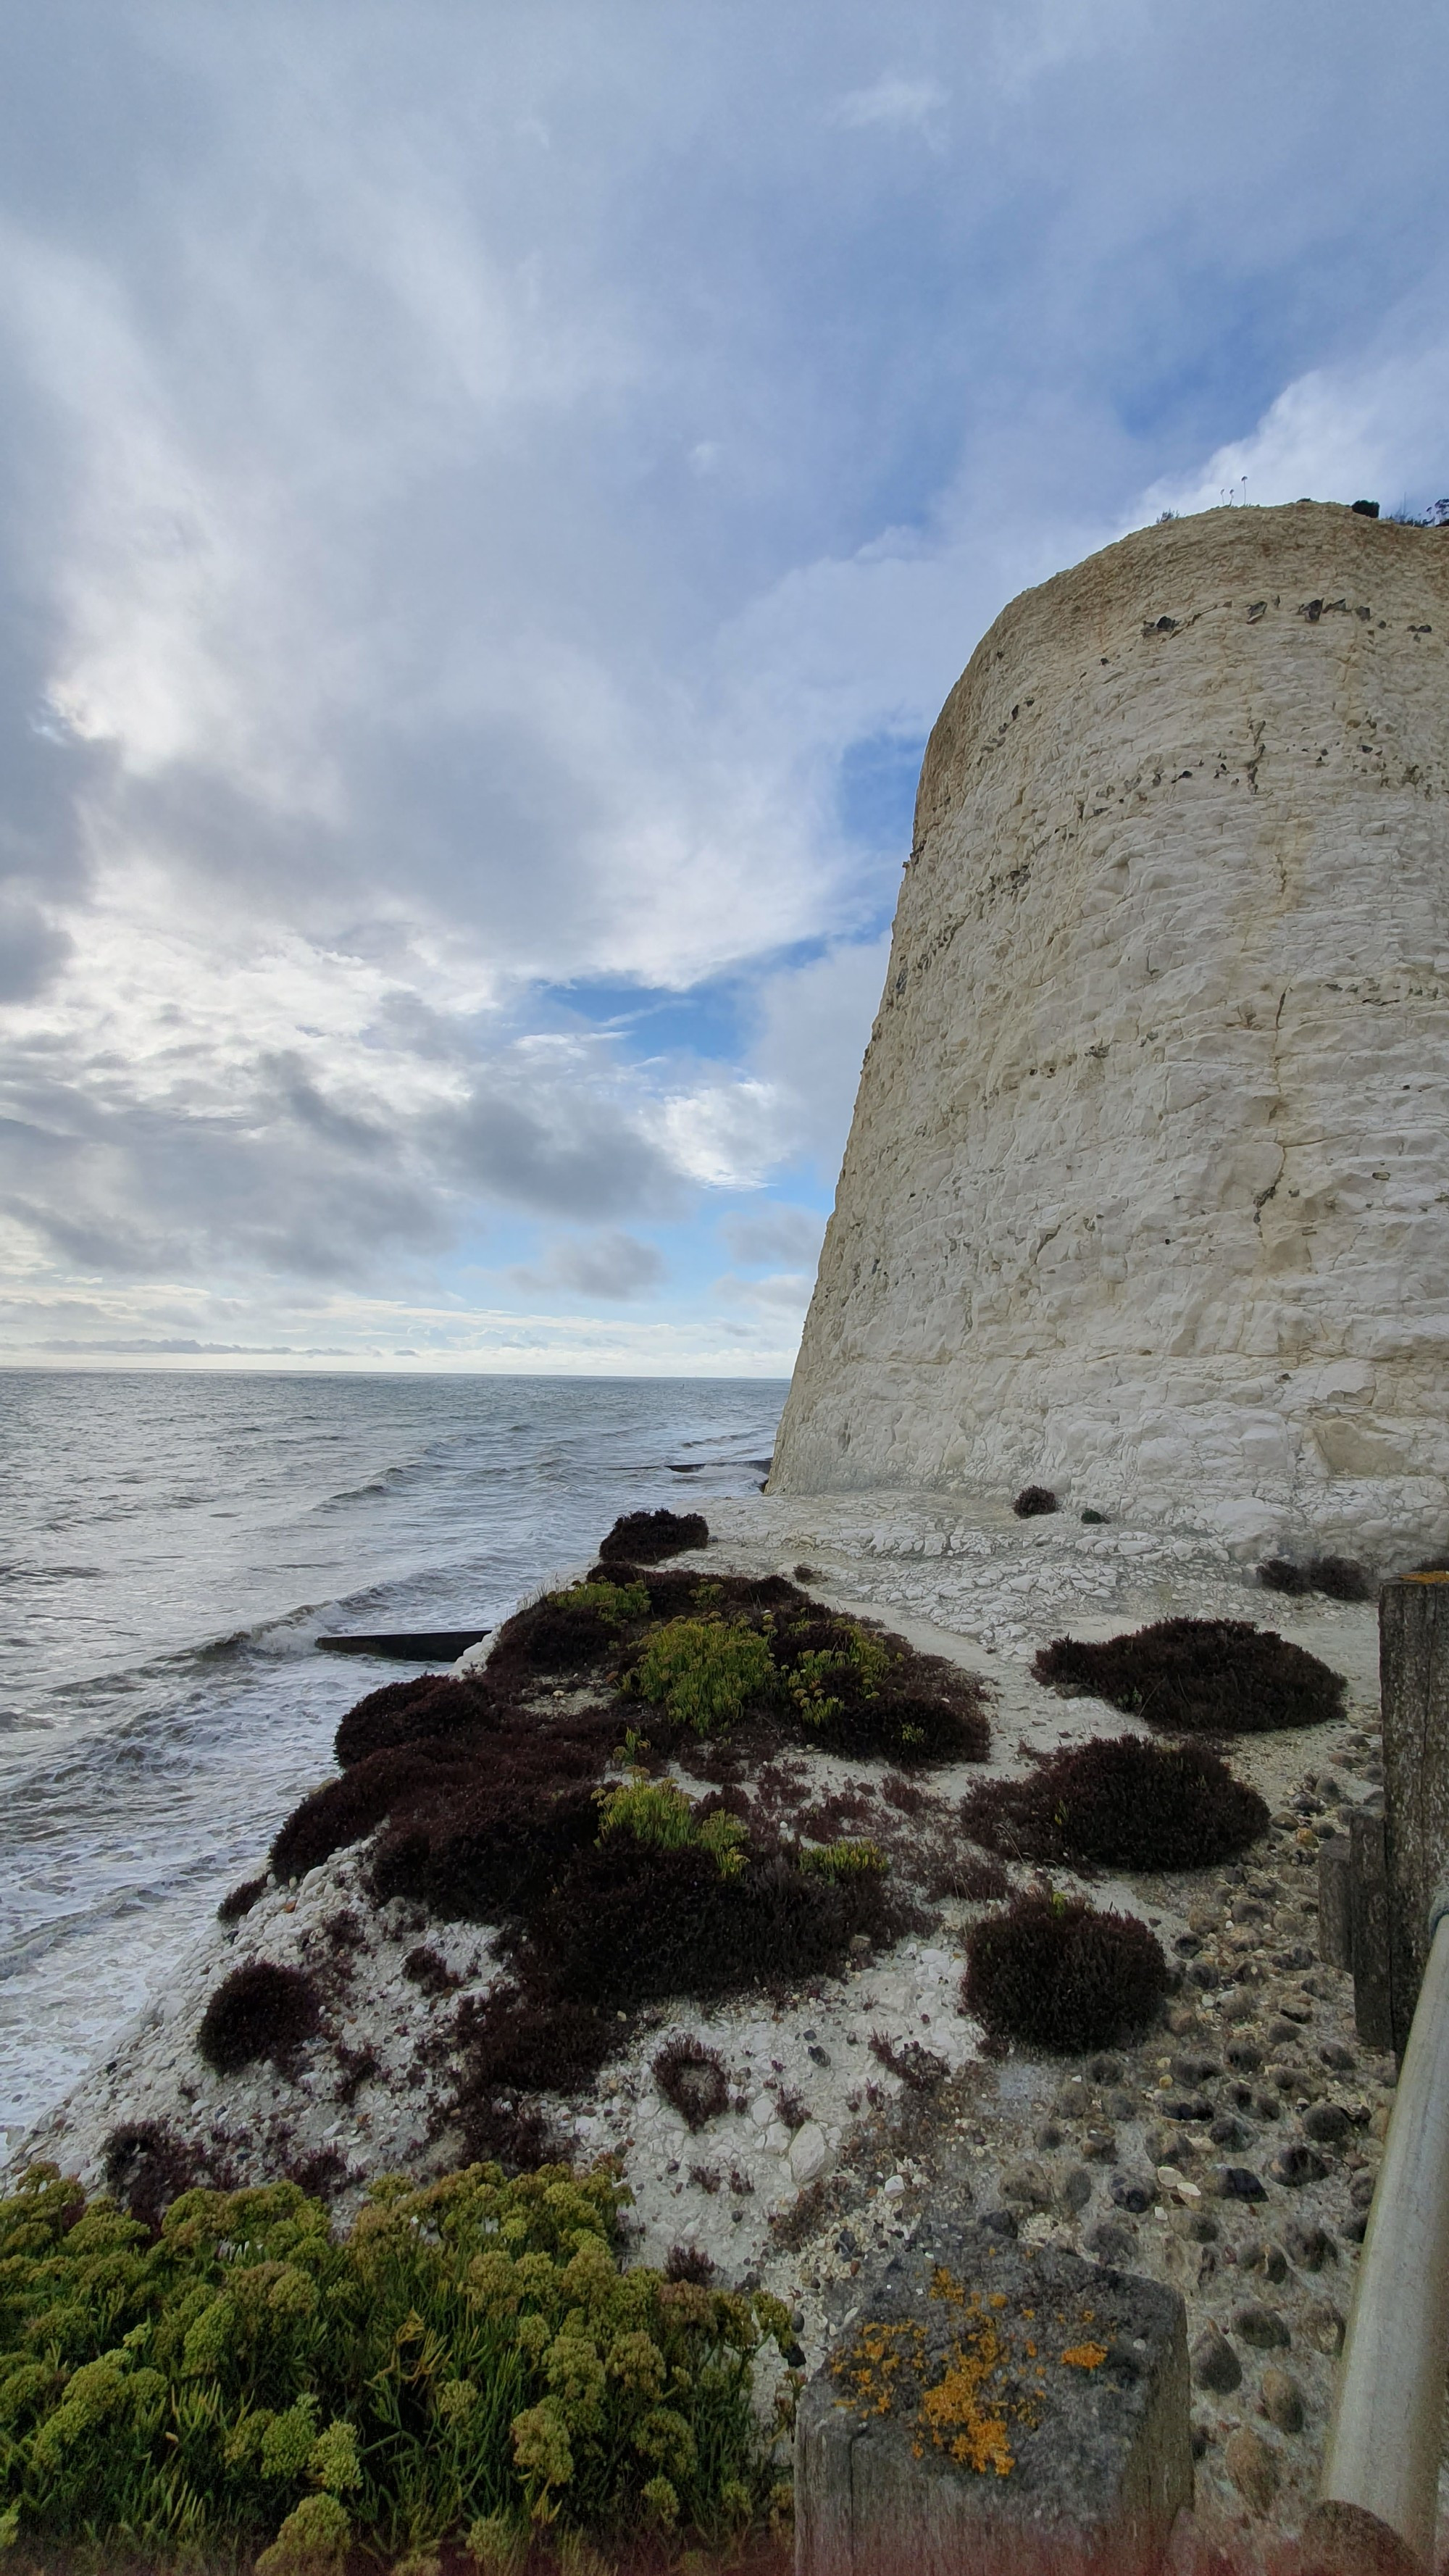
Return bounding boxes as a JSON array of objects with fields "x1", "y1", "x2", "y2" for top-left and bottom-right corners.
[
  {"x1": 624, "y1": 1617, "x2": 776, "y2": 1733},
  {"x1": 548, "y1": 1580, "x2": 651, "y2": 1627},
  {"x1": 0, "y1": 2162, "x2": 788, "y2": 2563},
  {"x1": 596, "y1": 1776, "x2": 748, "y2": 1877},
  {"x1": 796, "y1": 1837, "x2": 889, "y2": 1880}
]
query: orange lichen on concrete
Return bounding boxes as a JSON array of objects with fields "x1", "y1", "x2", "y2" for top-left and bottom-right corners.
[
  {"x1": 916, "y1": 2329, "x2": 1016, "y2": 2477},
  {"x1": 831, "y1": 2317, "x2": 926, "y2": 2418},
  {"x1": 832, "y1": 2264, "x2": 1111, "y2": 2480}
]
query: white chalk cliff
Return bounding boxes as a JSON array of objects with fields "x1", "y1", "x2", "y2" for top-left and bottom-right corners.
[{"x1": 770, "y1": 503, "x2": 1449, "y2": 1554}]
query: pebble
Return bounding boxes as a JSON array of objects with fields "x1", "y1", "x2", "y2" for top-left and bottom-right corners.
[
  {"x1": 1001, "y1": 2159, "x2": 1053, "y2": 2210},
  {"x1": 1303, "y1": 2102, "x2": 1353, "y2": 2144},
  {"x1": 1233, "y1": 2304, "x2": 1290, "y2": 2350},
  {"x1": 1109, "y1": 2170, "x2": 1156, "y2": 2213},
  {"x1": 1191, "y1": 2323, "x2": 1242, "y2": 2393},
  {"x1": 1284, "y1": 2220, "x2": 1337, "y2": 2272},
  {"x1": 1225, "y1": 2425, "x2": 1280, "y2": 2513},
  {"x1": 1218, "y1": 2165, "x2": 1268, "y2": 2202},
  {"x1": 1303, "y1": 2303, "x2": 1345, "y2": 2356},
  {"x1": 1259, "y1": 2367, "x2": 1306, "y2": 2435},
  {"x1": 1269, "y1": 2143, "x2": 1330, "y2": 2188},
  {"x1": 789, "y1": 2122, "x2": 828, "y2": 2185}
]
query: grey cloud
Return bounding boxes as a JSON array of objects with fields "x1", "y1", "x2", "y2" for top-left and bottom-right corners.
[
  {"x1": 1, "y1": 0, "x2": 1448, "y2": 1346},
  {"x1": 0, "y1": 896, "x2": 72, "y2": 1001},
  {"x1": 720, "y1": 1202, "x2": 825, "y2": 1268},
  {"x1": 441, "y1": 1084, "x2": 684, "y2": 1222},
  {"x1": 510, "y1": 1230, "x2": 666, "y2": 1301},
  {"x1": 0, "y1": 1061, "x2": 445, "y2": 1283}
]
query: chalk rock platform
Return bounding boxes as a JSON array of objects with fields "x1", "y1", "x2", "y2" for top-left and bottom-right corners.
[
  {"x1": 797, "y1": 2215, "x2": 1190, "y2": 2576},
  {"x1": 772, "y1": 504, "x2": 1449, "y2": 1556}
]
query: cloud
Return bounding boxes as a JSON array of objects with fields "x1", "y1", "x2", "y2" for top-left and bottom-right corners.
[
  {"x1": 749, "y1": 935, "x2": 893, "y2": 1177},
  {"x1": 715, "y1": 1269, "x2": 816, "y2": 1316},
  {"x1": 719, "y1": 1203, "x2": 826, "y2": 1268},
  {"x1": 509, "y1": 1229, "x2": 666, "y2": 1301},
  {"x1": 1, "y1": 0, "x2": 1448, "y2": 1364},
  {"x1": 1137, "y1": 303, "x2": 1449, "y2": 525},
  {"x1": 830, "y1": 75, "x2": 948, "y2": 141},
  {"x1": 443, "y1": 1075, "x2": 685, "y2": 1222}
]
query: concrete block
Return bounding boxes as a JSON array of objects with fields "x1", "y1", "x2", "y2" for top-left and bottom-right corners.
[{"x1": 796, "y1": 2214, "x2": 1191, "y2": 2576}]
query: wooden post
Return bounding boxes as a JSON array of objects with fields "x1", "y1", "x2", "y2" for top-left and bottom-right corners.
[
  {"x1": 1348, "y1": 1807, "x2": 1393, "y2": 2054},
  {"x1": 1319, "y1": 1836, "x2": 1354, "y2": 1971},
  {"x1": 1379, "y1": 1574, "x2": 1449, "y2": 2057}
]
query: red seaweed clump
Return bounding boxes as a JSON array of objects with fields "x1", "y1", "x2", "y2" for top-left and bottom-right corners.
[
  {"x1": 196, "y1": 1961, "x2": 322, "y2": 2072},
  {"x1": 964, "y1": 1892, "x2": 1168, "y2": 2051},
  {"x1": 597, "y1": 1508, "x2": 709, "y2": 1563},
  {"x1": 1033, "y1": 1617, "x2": 1345, "y2": 1733},
  {"x1": 960, "y1": 1733, "x2": 1269, "y2": 1870}
]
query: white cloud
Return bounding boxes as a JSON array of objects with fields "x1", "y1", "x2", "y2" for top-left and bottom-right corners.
[
  {"x1": 1137, "y1": 308, "x2": 1449, "y2": 527},
  {"x1": 830, "y1": 75, "x2": 948, "y2": 141},
  {"x1": 2, "y1": 0, "x2": 1448, "y2": 1364}
]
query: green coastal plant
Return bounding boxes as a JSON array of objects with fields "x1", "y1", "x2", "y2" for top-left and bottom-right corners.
[
  {"x1": 797, "y1": 1837, "x2": 889, "y2": 1880},
  {"x1": 545, "y1": 1580, "x2": 651, "y2": 1628},
  {"x1": 785, "y1": 1624, "x2": 892, "y2": 1726},
  {"x1": 623, "y1": 1617, "x2": 775, "y2": 1734},
  {"x1": 0, "y1": 2162, "x2": 789, "y2": 2563},
  {"x1": 595, "y1": 1777, "x2": 748, "y2": 1878}
]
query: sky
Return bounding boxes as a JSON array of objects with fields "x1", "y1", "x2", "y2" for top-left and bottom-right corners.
[{"x1": 1, "y1": 1, "x2": 1447, "y2": 1375}]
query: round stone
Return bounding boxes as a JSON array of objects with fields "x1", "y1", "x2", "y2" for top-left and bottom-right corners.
[
  {"x1": 1218, "y1": 2164, "x2": 1268, "y2": 2202},
  {"x1": 789, "y1": 2121, "x2": 829, "y2": 2185},
  {"x1": 1285, "y1": 2219, "x2": 1337, "y2": 2272},
  {"x1": 1233, "y1": 2304, "x2": 1290, "y2": 2350},
  {"x1": 1191, "y1": 2323, "x2": 1242, "y2": 2393},
  {"x1": 1303, "y1": 2101, "x2": 1353, "y2": 2144},
  {"x1": 1108, "y1": 2170, "x2": 1157, "y2": 2214},
  {"x1": 1259, "y1": 2367, "x2": 1305, "y2": 2435},
  {"x1": 1225, "y1": 2426, "x2": 1280, "y2": 2514},
  {"x1": 1001, "y1": 2159, "x2": 1053, "y2": 2210},
  {"x1": 1086, "y1": 2219, "x2": 1136, "y2": 2267},
  {"x1": 1269, "y1": 2142, "x2": 1330, "y2": 2188}
]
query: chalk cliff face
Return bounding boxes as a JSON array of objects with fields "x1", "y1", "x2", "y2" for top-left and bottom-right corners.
[{"x1": 770, "y1": 504, "x2": 1449, "y2": 1553}]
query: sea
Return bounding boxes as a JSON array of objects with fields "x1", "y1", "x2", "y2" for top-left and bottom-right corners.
[{"x1": 0, "y1": 1370, "x2": 785, "y2": 2160}]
